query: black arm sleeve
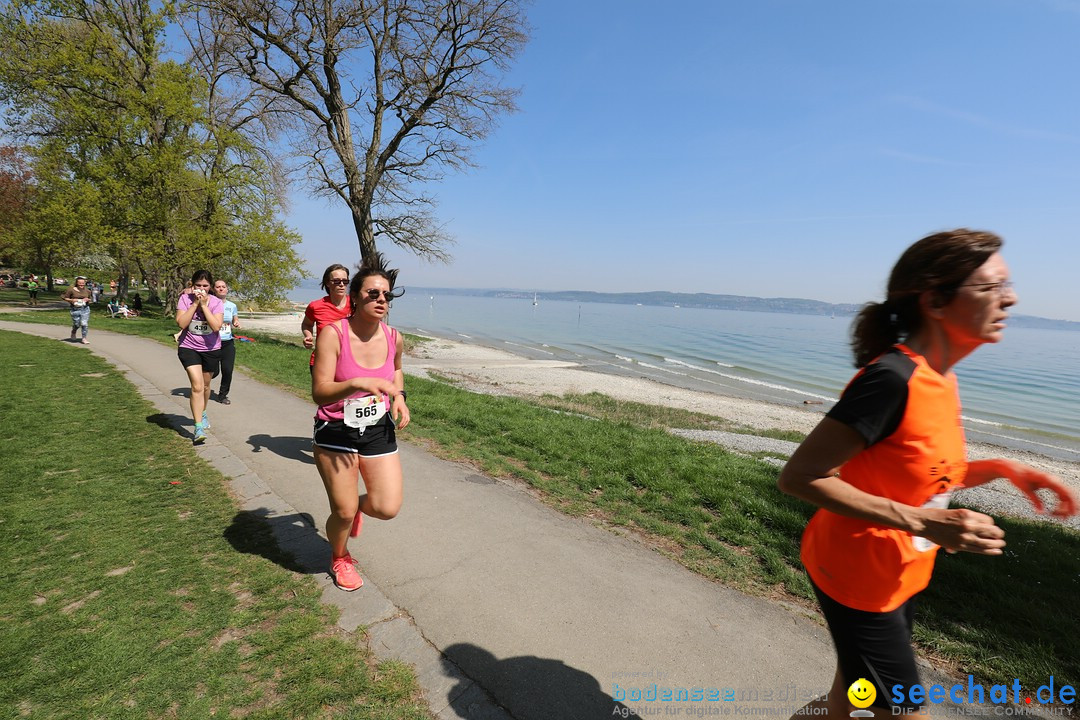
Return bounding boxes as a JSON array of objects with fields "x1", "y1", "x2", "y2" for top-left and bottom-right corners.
[{"x1": 825, "y1": 354, "x2": 912, "y2": 446}]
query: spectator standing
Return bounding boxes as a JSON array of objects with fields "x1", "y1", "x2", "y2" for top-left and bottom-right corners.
[
  {"x1": 62, "y1": 276, "x2": 93, "y2": 344},
  {"x1": 214, "y1": 279, "x2": 240, "y2": 404}
]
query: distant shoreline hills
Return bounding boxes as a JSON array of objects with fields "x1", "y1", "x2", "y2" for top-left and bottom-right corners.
[{"x1": 410, "y1": 286, "x2": 1080, "y2": 331}]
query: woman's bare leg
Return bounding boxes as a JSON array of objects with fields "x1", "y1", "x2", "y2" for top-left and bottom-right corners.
[{"x1": 314, "y1": 447, "x2": 361, "y2": 558}]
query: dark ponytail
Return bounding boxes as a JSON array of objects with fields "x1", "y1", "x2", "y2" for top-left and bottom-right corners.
[
  {"x1": 850, "y1": 229, "x2": 1002, "y2": 367},
  {"x1": 851, "y1": 301, "x2": 902, "y2": 368}
]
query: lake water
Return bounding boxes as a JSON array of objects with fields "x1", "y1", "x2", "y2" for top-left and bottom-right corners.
[{"x1": 291, "y1": 286, "x2": 1080, "y2": 462}]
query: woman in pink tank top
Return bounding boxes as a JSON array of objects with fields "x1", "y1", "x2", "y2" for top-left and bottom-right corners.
[{"x1": 311, "y1": 252, "x2": 410, "y2": 592}]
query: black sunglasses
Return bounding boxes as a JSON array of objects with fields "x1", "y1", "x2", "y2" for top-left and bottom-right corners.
[
  {"x1": 328, "y1": 278, "x2": 350, "y2": 286},
  {"x1": 363, "y1": 288, "x2": 404, "y2": 301}
]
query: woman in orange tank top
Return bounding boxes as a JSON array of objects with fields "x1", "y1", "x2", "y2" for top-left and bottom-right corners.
[{"x1": 778, "y1": 229, "x2": 1076, "y2": 719}]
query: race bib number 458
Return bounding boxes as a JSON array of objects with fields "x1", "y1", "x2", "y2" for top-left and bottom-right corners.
[{"x1": 344, "y1": 396, "x2": 386, "y2": 429}]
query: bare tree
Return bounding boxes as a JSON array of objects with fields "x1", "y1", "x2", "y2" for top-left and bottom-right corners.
[{"x1": 183, "y1": 0, "x2": 528, "y2": 263}]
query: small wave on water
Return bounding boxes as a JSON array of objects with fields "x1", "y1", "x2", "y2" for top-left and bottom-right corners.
[
  {"x1": 712, "y1": 371, "x2": 835, "y2": 402},
  {"x1": 664, "y1": 357, "x2": 707, "y2": 370},
  {"x1": 662, "y1": 357, "x2": 836, "y2": 403},
  {"x1": 615, "y1": 355, "x2": 633, "y2": 363},
  {"x1": 665, "y1": 356, "x2": 744, "y2": 378},
  {"x1": 504, "y1": 340, "x2": 554, "y2": 356},
  {"x1": 639, "y1": 361, "x2": 689, "y2": 377},
  {"x1": 966, "y1": 426, "x2": 1080, "y2": 461},
  {"x1": 962, "y1": 415, "x2": 1005, "y2": 428}
]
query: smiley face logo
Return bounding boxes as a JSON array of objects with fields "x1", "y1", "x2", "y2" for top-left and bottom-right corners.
[{"x1": 847, "y1": 678, "x2": 876, "y2": 709}]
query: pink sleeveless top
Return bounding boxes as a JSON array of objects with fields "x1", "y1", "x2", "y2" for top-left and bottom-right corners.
[{"x1": 315, "y1": 320, "x2": 397, "y2": 422}]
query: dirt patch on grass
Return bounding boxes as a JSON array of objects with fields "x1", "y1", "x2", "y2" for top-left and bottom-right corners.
[{"x1": 61, "y1": 590, "x2": 101, "y2": 614}]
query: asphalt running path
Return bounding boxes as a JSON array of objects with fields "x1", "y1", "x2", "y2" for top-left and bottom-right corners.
[{"x1": 2, "y1": 320, "x2": 982, "y2": 719}]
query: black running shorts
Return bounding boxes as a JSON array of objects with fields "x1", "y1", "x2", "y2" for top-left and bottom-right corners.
[
  {"x1": 178, "y1": 346, "x2": 222, "y2": 378},
  {"x1": 811, "y1": 578, "x2": 923, "y2": 711},
  {"x1": 313, "y1": 415, "x2": 397, "y2": 457}
]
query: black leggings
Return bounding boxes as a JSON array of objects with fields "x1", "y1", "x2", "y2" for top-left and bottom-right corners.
[
  {"x1": 811, "y1": 579, "x2": 922, "y2": 711},
  {"x1": 218, "y1": 339, "x2": 235, "y2": 397}
]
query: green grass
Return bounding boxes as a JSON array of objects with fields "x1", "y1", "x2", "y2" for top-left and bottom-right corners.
[
  {"x1": 0, "y1": 331, "x2": 431, "y2": 720},
  {"x1": 4, "y1": 312, "x2": 1078, "y2": 692},
  {"x1": 0, "y1": 285, "x2": 69, "y2": 307}
]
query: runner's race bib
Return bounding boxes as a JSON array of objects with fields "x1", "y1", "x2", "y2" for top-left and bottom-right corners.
[
  {"x1": 343, "y1": 395, "x2": 387, "y2": 430},
  {"x1": 187, "y1": 319, "x2": 212, "y2": 335},
  {"x1": 72, "y1": 300, "x2": 86, "y2": 308},
  {"x1": 912, "y1": 491, "x2": 953, "y2": 552}
]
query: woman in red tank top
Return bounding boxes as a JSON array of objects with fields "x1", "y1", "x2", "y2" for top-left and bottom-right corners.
[
  {"x1": 311, "y1": 252, "x2": 410, "y2": 592},
  {"x1": 301, "y1": 263, "x2": 353, "y2": 368}
]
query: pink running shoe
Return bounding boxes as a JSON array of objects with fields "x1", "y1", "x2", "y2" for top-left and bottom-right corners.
[
  {"x1": 349, "y1": 509, "x2": 364, "y2": 538},
  {"x1": 331, "y1": 555, "x2": 363, "y2": 591}
]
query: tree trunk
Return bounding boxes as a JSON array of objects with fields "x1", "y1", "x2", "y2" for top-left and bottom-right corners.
[
  {"x1": 136, "y1": 258, "x2": 160, "y2": 304},
  {"x1": 351, "y1": 202, "x2": 377, "y2": 264}
]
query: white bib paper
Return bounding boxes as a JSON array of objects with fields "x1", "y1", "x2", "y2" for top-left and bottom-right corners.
[
  {"x1": 188, "y1": 319, "x2": 212, "y2": 335},
  {"x1": 912, "y1": 491, "x2": 953, "y2": 552},
  {"x1": 72, "y1": 300, "x2": 86, "y2": 308},
  {"x1": 343, "y1": 395, "x2": 387, "y2": 429}
]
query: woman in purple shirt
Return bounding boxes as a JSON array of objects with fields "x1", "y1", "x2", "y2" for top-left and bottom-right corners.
[{"x1": 175, "y1": 269, "x2": 224, "y2": 445}]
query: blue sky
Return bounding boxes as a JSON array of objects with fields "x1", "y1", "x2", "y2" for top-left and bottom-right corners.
[{"x1": 285, "y1": 0, "x2": 1080, "y2": 322}]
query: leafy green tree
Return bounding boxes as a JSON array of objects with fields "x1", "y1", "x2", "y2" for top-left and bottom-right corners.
[
  {"x1": 0, "y1": 0, "x2": 303, "y2": 305},
  {"x1": 10, "y1": 170, "x2": 103, "y2": 290}
]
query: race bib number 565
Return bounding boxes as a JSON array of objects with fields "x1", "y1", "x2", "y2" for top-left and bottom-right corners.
[{"x1": 344, "y1": 396, "x2": 386, "y2": 429}]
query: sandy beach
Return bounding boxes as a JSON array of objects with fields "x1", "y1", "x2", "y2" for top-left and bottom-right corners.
[{"x1": 242, "y1": 312, "x2": 1080, "y2": 528}]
